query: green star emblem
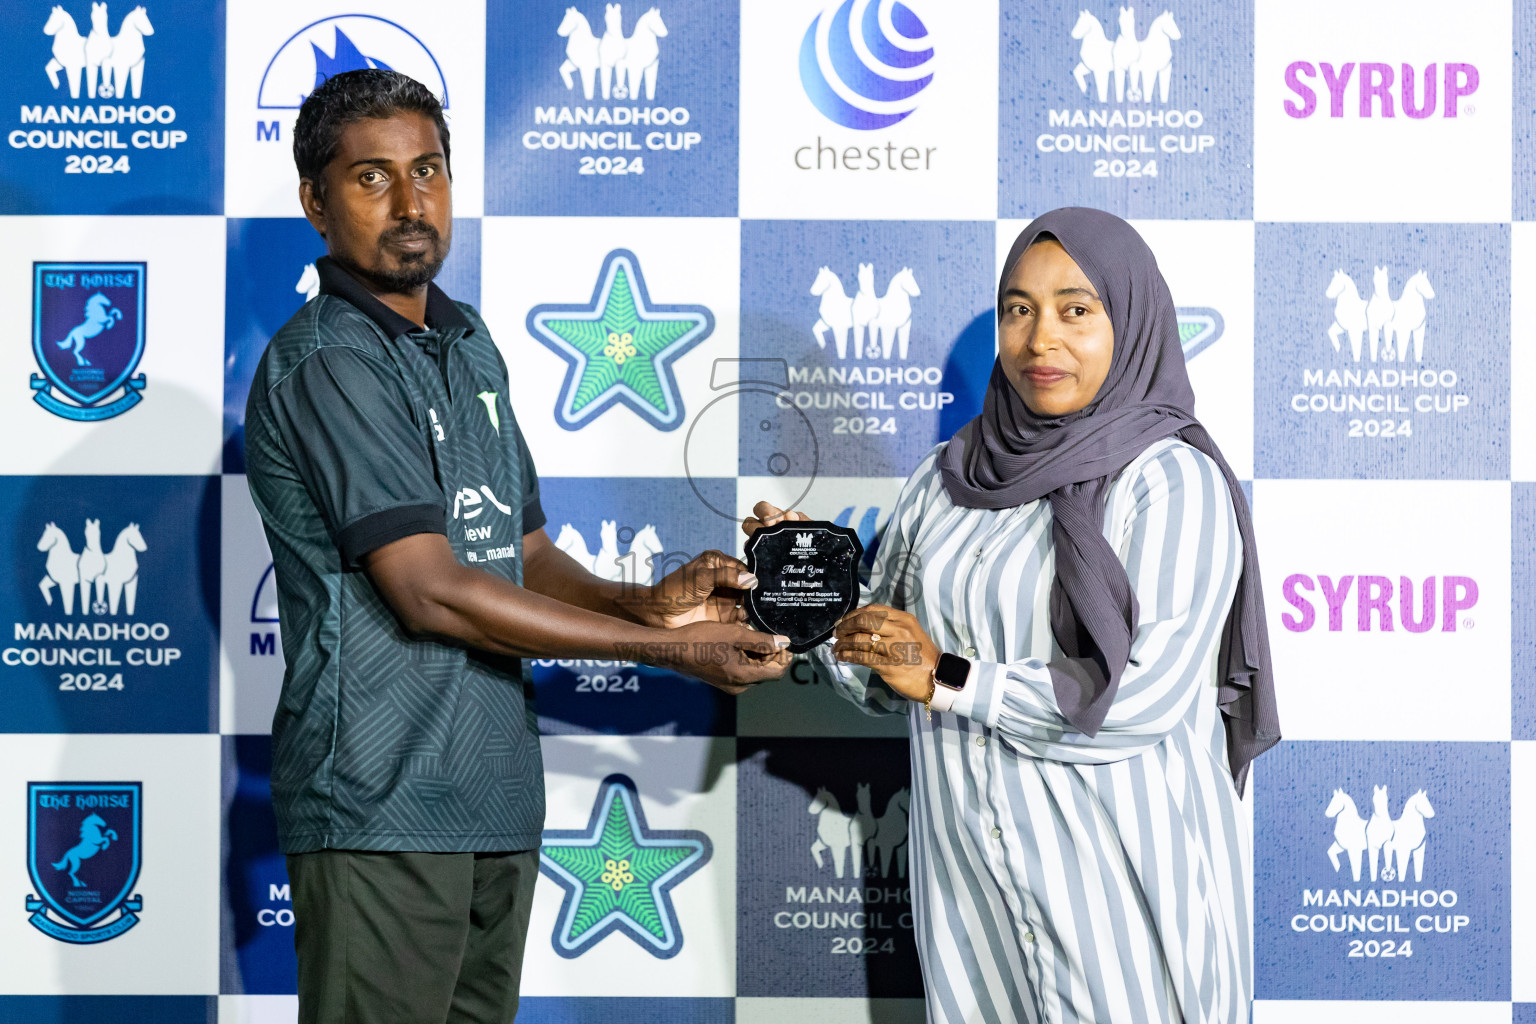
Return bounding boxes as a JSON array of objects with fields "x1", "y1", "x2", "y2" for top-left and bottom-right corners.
[
  {"x1": 539, "y1": 773, "x2": 711, "y2": 959},
  {"x1": 1176, "y1": 306, "x2": 1224, "y2": 361},
  {"x1": 527, "y1": 249, "x2": 713, "y2": 431}
]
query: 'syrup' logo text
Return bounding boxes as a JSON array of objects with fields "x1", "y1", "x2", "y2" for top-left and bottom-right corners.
[
  {"x1": 13, "y1": 5, "x2": 184, "y2": 169},
  {"x1": 1280, "y1": 574, "x2": 1477, "y2": 633},
  {"x1": 1284, "y1": 62, "x2": 1479, "y2": 118},
  {"x1": 539, "y1": 773, "x2": 710, "y2": 958},
  {"x1": 26, "y1": 782, "x2": 143, "y2": 943},
  {"x1": 1037, "y1": 7, "x2": 1211, "y2": 176},
  {"x1": 31, "y1": 262, "x2": 147, "y2": 421},
  {"x1": 524, "y1": 6, "x2": 698, "y2": 170}
]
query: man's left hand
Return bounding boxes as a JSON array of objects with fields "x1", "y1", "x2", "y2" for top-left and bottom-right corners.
[{"x1": 623, "y1": 550, "x2": 757, "y2": 629}]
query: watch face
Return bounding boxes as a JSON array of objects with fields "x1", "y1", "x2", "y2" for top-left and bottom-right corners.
[{"x1": 935, "y1": 652, "x2": 970, "y2": 690}]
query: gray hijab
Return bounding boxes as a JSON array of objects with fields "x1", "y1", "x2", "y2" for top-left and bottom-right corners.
[{"x1": 937, "y1": 207, "x2": 1278, "y2": 793}]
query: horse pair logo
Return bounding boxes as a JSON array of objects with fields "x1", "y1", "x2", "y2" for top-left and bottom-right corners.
[
  {"x1": 807, "y1": 783, "x2": 910, "y2": 879},
  {"x1": 295, "y1": 262, "x2": 320, "y2": 302},
  {"x1": 1324, "y1": 784, "x2": 1435, "y2": 883},
  {"x1": 554, "y1": 521, "x2": 667, "y2": 585},
  {"x1": 43, "y1": 3, "x2": 154, "y2": 101},
  {"x1": 26, "y1": 782, "x2": 143, "y2": 944},
  {"x1": 1325, "y1": 267, "x2": 1436, "y2": 362},
  {"x1": 810, "y1": 263, "x2": 921, "y2": 360},
  {"x1": 557, "y1": 5, "x2": 668, "y2": 102},
  {"x1": 37, "y1": 518, "x2": 147, "y2": 616},
  {"x1": 1070, "y1": 7, "x2": 1181, "y2": 104},
  {"x1": 32, "y1": 262, "x2": 147, "y2": 421}
]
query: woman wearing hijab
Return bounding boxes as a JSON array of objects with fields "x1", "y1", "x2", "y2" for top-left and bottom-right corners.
[{"x1": 744, "y1": 208, "x2": 1279, "y2": 1023}]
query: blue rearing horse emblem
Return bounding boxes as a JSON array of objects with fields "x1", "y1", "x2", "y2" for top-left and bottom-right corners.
[
  {"x1": 52, "y1": 812, "x2": 118, "y2": 886},
  {"x1": 57, "y1": 293, "x2": 123, "y2": 367},
  {"x1": 31, "y1": 262, "x2": 148, "y2": 422},
  {"x1": 27, "y1": 782, "x2": 144, "y2": 944}
]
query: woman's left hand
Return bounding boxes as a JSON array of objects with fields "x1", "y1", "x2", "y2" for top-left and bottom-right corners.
[{"x1": 832, "y1": 604, "x2": 939, "y2": 702}]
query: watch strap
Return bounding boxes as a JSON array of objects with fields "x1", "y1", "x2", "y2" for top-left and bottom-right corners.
[{"x1": 928, "y1": 676, "x2": 961, "y2": 713}]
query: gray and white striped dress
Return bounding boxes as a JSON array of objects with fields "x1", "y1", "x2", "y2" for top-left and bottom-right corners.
[{"x1": 811, "y1": 437, "x2": 1250, "y2": 1024}]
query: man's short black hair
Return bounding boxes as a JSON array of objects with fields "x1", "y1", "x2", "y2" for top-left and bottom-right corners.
[{"x1": 292, "y1": 69, "x2": 450, "y2": 198}]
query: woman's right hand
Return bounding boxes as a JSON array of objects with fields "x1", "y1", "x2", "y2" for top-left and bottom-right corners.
[{"x1": 742, "y1": 501, "x2": 810, "y2": 538}]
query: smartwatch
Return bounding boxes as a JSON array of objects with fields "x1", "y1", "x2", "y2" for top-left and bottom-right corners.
[
  {"x1": 925, "y1": 652, "x2": 971, "y2": 715},
  {"x1": 932, "y1": 652, "x2": 971, "y2": 692}
]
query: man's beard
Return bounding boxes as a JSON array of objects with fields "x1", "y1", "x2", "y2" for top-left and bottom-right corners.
[{"x1": 349, "y1": 221, "x2": 448, "y2": 293}]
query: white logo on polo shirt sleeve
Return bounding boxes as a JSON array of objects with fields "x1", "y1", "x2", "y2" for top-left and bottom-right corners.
[{"x1": 455, "y1": 484, "x2": 518, "y2": 559}]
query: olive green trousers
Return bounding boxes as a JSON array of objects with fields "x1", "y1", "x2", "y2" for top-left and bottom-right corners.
[{"x1": 287, "y1": 848, "x2": 540, "y2": 1024}]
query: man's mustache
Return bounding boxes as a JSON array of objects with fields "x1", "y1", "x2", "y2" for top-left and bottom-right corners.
[{"x1": 379, "y1": 222, "x2": 441, "y2": 245}]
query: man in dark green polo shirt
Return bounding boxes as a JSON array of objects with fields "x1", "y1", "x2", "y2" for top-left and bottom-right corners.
[{"x1": 244, "y1": 69, "x2": 787, "y2": 1024}]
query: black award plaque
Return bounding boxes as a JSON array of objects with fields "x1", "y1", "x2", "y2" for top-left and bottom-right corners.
[{"x1": 743, "y1": 521, "x2": 864, "y2": 653}]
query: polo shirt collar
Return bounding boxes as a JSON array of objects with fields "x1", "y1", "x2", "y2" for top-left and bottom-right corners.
[{"x1": 315, "y1": 255, "x2": 472, "y2": 339}]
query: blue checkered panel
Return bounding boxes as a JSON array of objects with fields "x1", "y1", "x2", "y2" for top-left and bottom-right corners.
[{"x1": 1, "y1": 1, "x2": 1533, "y2": 1020}]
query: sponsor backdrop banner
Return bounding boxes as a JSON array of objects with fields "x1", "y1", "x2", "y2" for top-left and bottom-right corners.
[{"x1": 0, "y1": 0, "x2": 1531, "y2": 1020}]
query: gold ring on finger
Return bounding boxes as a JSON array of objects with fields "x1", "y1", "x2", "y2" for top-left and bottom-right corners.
[{"x1": 870, "y1": 633, "x2": 881, "y2": 643}]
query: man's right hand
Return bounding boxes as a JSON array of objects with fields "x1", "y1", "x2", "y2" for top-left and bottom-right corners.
[
  {"x1": 667, "y1": 620, "x2": 792, "y2": 695},
  {"x1": 364, "y1": 533, "x2": 789, "y2": 695}
]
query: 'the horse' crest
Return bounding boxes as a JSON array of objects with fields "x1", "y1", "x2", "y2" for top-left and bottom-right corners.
[
  {"x1": 31, "y1": 262, "x2": 147, "y2": 421},
  {"x1": 27, "y1": 782, "x2": 143, "y2": 943}
]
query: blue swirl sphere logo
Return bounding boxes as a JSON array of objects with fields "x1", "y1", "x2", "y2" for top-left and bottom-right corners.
[{"x1": 798, "y1": 0, "x2": 935, "y2": 131}]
